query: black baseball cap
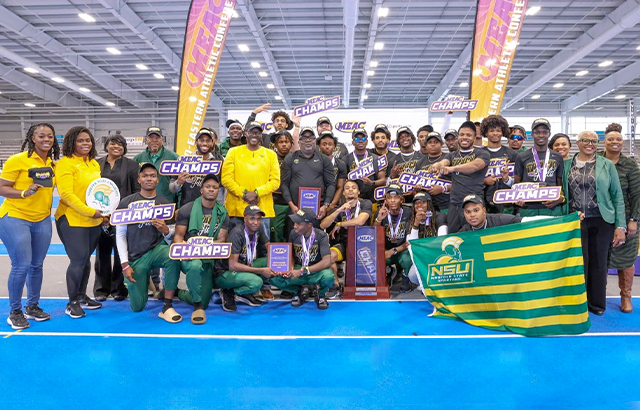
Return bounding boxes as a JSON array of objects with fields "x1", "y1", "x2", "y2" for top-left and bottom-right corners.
[
  {"x1": 396, "y1": 126, "x2": 414, "y2": 138},
  {"x1": 139, "y1": 162, "x2": 158, "y2": 174},
  {"x1": 244, "y1": 205, "x2": 266, "y2": 217},
  {"x1": 426, "y1": 132, "x2": 443, "y2": 143},
  {"x1": 146, "y1": 126, "x2": 163, "y2": 138},
  {"x1": 352, "y1": 128, "x2": 367, "y2": 138},
  {"x1": 444, "y1": 129, "x2": 458, "y2": 139},
  {"x1": 317, "y1": 130, "x2": 338, "y2": 146},
  {"x1": 299, "y1": 126, "x2": 316, "y2": 138},
  {"x1": 246, "y1": 121, "x2": 263, "y2": 133},
  {"x1": 289, "y1": 208, "x2": 317, "y2": 223},
  {"x1": 202, "y1": 174, "x2": 220, "y2": 186},
  {"x1": 413, "y1": 190, "x2": 432, "y2": 203},
  {"x1": 317, "y1": 116, "x2": 331, "y2": 126},
  {"x1": 196, "y1": 127, "x2": 215, "y2": 140},
  {"x1": 462, "y1": 194, "x2": 484, "y2": 207},
  {"x1": 226, "y1": 119, "x2": 243, "y2": 129},
  {"x1": 374, "y1": 123, "x2": 389, "y2": 133},
  {"x1": 386, "y1": 183, "x2": 404, "y2": 196},
  {"x1": 531, "y1": 118, "x2": 551, "y2": 131},
  {"x1": 271, "y1": 129, "x2": 292, "y2": 144}
]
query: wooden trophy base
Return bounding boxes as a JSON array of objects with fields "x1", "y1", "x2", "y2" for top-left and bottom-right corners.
[{"x1": 343, "y1": 285, "x2": 390, "y2": 300}]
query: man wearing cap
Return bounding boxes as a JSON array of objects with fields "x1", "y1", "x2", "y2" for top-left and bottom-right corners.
[
  {"x1": 115, "y1": 163, "x2": 182, "y2": 322},
  {"x1": 170, "y1": 127, "x2": 224, "y2": 207},
  {"x1": 417, "y1": 125, "x2": 435, "y2": 156},
  {"x1": 133, "y1": 126, "x2": 179, "y2": 203},
  {"x1": 459, "y1": 194, "x2": 522, "y2": 231},
  {"x1": 220, "y1": 119, "x2": 246, "y2": 158},
  {"x1": 389, "y1": 126, "x2": 423, "y2": 180},
  {"x1": 317, "y1": 130, "x2": 347, "y2": 213},
  {"x1": 368, "y1": 123, "x2": 397, "y2": 177},
  {"x1": 281, "y1": 127, "x2": 335, "y2": 231},
  {"x1": 514, "y1": 118, "x2": 565, "y2": 217},
  {"x1": 270, "y1": 208, "x2": 334, "y2": 309},
  {"x1": 373, "y1": 183, "x2": 415, "y2": 292},
  {"x1": 509, "y1": 125, "x2": 527, "y2": 153},
  {"x1": 221, "y1": 120, "x2": 280, "y2": 237},
  {"x1": 429, "y1": 121, "x2": 491, "y2": 233},
  {"x1": 443, "y1": 129, "x2": 458, "y2": 153},
  {"x1": 173, "y1": 174, "x2": 229, "y2": 323},
  {"x1": 317, "y1": 116, "x2": 349, "y2": 160},
  {"x1": 480, "y1": 115, "x2": 518, "y2": 213},
  {"x1": 246, "y1": 103, "x2": 300, "y2": 150},
  {"x1": 344, "y1": 128, "x2": 386, "y2": 202},
  {"x1": 271, "y1": 130, "x2": 295, "y2": 244},
  {"x1": 213, "y1": 205, "x2": 275, "y2": 312},
  {"x1": 416, "y1": 131, "x2": 451, "y2": 213}
]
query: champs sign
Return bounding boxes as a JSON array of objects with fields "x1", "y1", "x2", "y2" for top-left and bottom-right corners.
[
  {"x1": 159, "y1": 155, "x2": 222, "y2": 176},
  {"x1": 493, "y1": 182, "x2": 561, "y2": 204},
  {"x1": 430, "y1": 95, "x2": 478, "y2": 112},
  {"x1": 170, "y1": 237, "x2": 231, "y2": 259},
  {"x1": 347, "y1": 157, "x2": 375, "y2": 180},
  {"x1": 293, "y1": 95, "x2": 340, "y2": 117},
  {"x1": 110, "y1": 201, "x2": 176, "y2": 225}
]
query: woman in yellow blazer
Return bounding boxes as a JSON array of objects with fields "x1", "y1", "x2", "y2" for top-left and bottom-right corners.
[
  {"x1": 54, "y1": 126, "x2": 106, "y2": 319},
  {"x1": 0, "y1": 123, "x2": 59, "y2": 329}
]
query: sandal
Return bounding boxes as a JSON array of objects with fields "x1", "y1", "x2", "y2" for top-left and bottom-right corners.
[
  {"x1": 191, "y1": 308, "x2": 207, "y2": 325},
  {"x1": 158, "y1": 307, "x2": 182, "y2": 323}
]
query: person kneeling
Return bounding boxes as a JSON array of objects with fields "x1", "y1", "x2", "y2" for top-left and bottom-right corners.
[
  {"x1": 213, "y1": 205, "x2": 275, "y2": 312},
  {"x1": 270, "y1": 209, "x2": 334, "y2": 310},
  {"x1": 459, "y1": 194, "x2": 522, "y2": 231}
]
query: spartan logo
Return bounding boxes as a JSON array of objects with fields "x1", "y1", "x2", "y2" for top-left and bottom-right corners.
[{"x1": 427, "y1": 237, "x2": 474, "y2": 286}]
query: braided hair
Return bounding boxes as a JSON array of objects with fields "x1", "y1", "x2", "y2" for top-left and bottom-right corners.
[
  {"x1": 411, "y1": 198, "x2": 438, "y2": 238},
  {"x1": 61, "y1": 126, "x2": 98, "y2": 159},
  {"x1": 21, "y1": 123, "x2": 60, "y2": 161}
]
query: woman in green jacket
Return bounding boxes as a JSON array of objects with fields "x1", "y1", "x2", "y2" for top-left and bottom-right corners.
[{"x1": 563, "y1": 130, "x2": 626, "y2": 316}]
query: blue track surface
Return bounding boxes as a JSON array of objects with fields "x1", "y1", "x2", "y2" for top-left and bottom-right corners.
[{"x1": 1, "y1": 298, "x2": 640, "y2": 409}]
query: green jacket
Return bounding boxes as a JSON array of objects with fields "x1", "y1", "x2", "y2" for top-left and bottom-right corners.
[
  {"x1": 562, "y1": 154, "x2": 626, "y2": 227},
  {"x1": 133, "y1": 146, "x2": 179, "y2": 203},
  {"x1": 219, "y1": 137, "x2": 245, "y2": 158}
]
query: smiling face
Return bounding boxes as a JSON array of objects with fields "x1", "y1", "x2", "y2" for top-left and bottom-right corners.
[
  {"x1": 577, "y1": 132, "x2": 598, "y2": 156},
  {"x1": 552, "y1": 136, "x2": 571, "y2": 159},
  {"x1": 74, "y1": 132, "x2": 93, "y2": 157},
  {"x1": 343, "y1": 180, "x2": 360, "y2": 200},
  {"x1": 532, "y1": 126, "x2": 550, "y2": 149},
  {"x1": 228, "y1": 124, "x2": 243, "y2": 141},
  {"x1": 485, "y1": 126, "x2": 503, "y2": 144},
  {"x1": 196, "y1": 134, "x2": 213, "y2": 155},
  {"x1": 146, "y1": 133, "x2": 163, "y2": 153},
  {"x1": 317, "y1": 122, "x2": 332, "y2": 133},
  {"x1": 245, "y1": 128, "x2": 263, "y2": 148},
  {"x1": 138, "y1": 167, "x2": 159, "y2": 191},
  {"x1": 32, "y1": 125, "x2": 55, "y2": 156},
  {"x1": 604, "y1": 132, "x2": 623, "y2": 155},
  {"x1": 457, "y1": 127, "x2": 475, "y2": 150},
  {"x1": 397, "y1": 132, "x2": 413, "y2": 149},
  {"x1": 106, "y1": 140, "x2": 124, "y2": 158},
  {"x1": 299, "y1": 133, "x2": 317, "y2": 155}
]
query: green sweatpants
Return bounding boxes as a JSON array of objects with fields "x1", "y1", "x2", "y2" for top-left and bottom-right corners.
[
  {"x1": 386, "y1": 249, "x2": 413, "y2": 276},
  {"x1": 519, "y1": 206, "x2": 563, "y2": 217},
  {"x1": 214, "y1": 257, "x2": 267, "y2": 296},
  {"x1": 125, "y1": 242, "x2": 180, "y2": 312},
  {"x1": 177, "y1": 260, "x2": 214, "y2": 309},
  {"x1": 271, "y1": 204, "x2": 290, "y2": 242},
  {"x1": 269, "y1": 265, "x2": 334, "y2": 297}
]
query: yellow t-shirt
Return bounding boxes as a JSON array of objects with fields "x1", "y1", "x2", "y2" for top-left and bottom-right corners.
[
  {"x1": 54, "y1": 155, "x2": 102, "y2": 227},
  {"x1": 0, "y1": 151, "x2": 55, "y2": 222}
]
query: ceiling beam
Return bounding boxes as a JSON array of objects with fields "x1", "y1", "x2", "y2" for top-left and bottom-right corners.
[
  {"x1": 502, "y1": 0, "x2": 640, "y2": 109},
  {"x1": 358, "y1": 0, "x2": 383, "y2": 108},
  {"x1": 341, "y1": 0, "x2": 359, "y2": 108},
  {"x1": 426, "y1": 42, "x2": 472, "y2": 105}
]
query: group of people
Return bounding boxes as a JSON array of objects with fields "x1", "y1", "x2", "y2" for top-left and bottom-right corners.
[{"x1": 1, "y1": 106, "x2": 638, "y2": 330}]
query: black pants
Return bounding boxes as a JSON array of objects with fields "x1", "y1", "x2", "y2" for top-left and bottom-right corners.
[
  {"x1": 447, "y1": 204, "x2": 465, "y2": 234},
  {"x1": 580, "y1": 216, "x2": 614, "y2": 312},
  {"x1": 56, "y1": 216, "x2": 101, "y2": 301},
  {"x1": 93, "y1": 228, "x2": 127, "y2": 298}
]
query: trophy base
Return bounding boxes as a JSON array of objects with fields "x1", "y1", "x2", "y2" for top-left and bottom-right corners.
[{"x1": 343, "y1": 285, "x2": 390, "y2": 300}]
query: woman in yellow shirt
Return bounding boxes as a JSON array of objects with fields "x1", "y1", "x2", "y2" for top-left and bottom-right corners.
[
  {"x1": 0, "y1": 123, "x2": 59, "y2": 329},
  {"x1": 54, "y1": 126, "x2": 106, "y2": 319}
]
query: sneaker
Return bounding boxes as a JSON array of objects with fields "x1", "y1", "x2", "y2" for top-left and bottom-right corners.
[
  {"x1": 65, "y1": 301, "x2": 86, "y2": 319},
  {"x1": 279, "y1": 290, "x2": 295, "y2": 299},
  {"x1": 301, "y1": 286, "x2": 310, "y2": 300},
  {"x1": 309, "y1": 285, "x2": 318, "y2": 299},
  {"x1": 235, "y1": 293, "x2": 263, "y2": 307},
  {"x1": 316, "y1": 296, "x2": 329, "y2": 310},
  {"x1": 94, "y1": 294, "x2": 108, "y2": 302},
  {"x1": 25, "y1": 305, "x2": 50, "y2": 322},
  {"x1": 291, "y1": 295, "x2": 304, "y2": 308},
  {"x1": 400, "y1": 276, "x2": 413, "y2": 293},
  {"x1": 221, "y1": 289, "x2": 237, "y2": 312},
  {"x1": 326, "y1": 285, "x2": 342, "y2": 300},
  {"x1": 79, "y1": 296, "x2": 102, "y2": 310},
  {"x1": 7, "y1": 310, "x2": 29, "y2": 330},
  {"x1": 260, "y1": 289, "x2": 274, "y2": 300},
  {"x1": 113, "y1": 294, "x2": 127, "y2": 302}
]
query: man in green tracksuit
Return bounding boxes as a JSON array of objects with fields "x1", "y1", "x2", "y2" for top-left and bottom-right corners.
[{"x1": 133, "y1": 126, "x2": 180, "y2": 203}]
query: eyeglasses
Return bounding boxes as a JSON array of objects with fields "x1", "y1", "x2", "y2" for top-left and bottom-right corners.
[
  {"x1": 299, "y1": 135, "x2": 315, "y2": 141},
  {"x1": 509, "y1": 135, "x2": 524, "y2": 141},
  {"x1": 353, "y1": 137, "x2": 367, "y2": 143},
  {"x1": 246, "y1": 130, "x2": 262, "y2": 137},
  {"x1": 579, "y1": 139, "x2": 598, "y2": 146}
]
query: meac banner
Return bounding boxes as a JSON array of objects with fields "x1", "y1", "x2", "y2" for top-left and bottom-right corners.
[
  {"x1": 469, "y1": 0, "x2": 528, "y2": 122},
  {"x1": 175, "y1": 0, "x2": 236, "y2": 155},
  {"x1": 410, "y1": 213, "x2": 591, "y2": 337}
]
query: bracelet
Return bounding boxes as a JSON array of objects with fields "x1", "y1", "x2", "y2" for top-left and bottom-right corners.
[
  {"x1": 121, "y1": 264, "x2": 130, "y2": 270},
  {"x1": 375, "y1": 218, "x2": 382, "y2": 223},
  {"x1": 617, "y1": 226, "x2": 627, "y2": 232},
  {"x1": 336, "y1": 222, "x2": 342, "y2": 228},
  {"x1": 20, "y1": 189, "x2": 26, "y2": 198}
]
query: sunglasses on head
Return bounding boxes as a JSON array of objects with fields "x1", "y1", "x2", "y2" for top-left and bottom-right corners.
[
  {"x1": 353, "y1": 136, "x2": 367, "y2": 143},
  {"x1": 509, "y1": 135, "x2": 524, "y2": 141}
]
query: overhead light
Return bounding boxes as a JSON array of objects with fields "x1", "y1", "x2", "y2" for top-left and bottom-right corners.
[
  {"x1": 136, "y1": 63, "x2": 148, "y2": 70},
  {"x1": 274, "y1": 95, "x2": 282, "y2": 100},
  {"x1": 238, "y1": 44, "x2": 249, "y2": 52},
  {"x1": 615, "y1": 94, "x2": 626, "y2": 99},
  {"x1": 531, "y1": 94, "x2": 541, "y2": 100},
  {"x1": 24, "y1": 103, "x2": 36, "y2": 107},
  {"x1": 189, "y1": 96, "x2": 197, "y2": 102},
  {"x1": 106, "y1": 47, "x2": 121, "y2": 55},
  {"x1": 105, "y1": 101, "x2": 115, "y2": 107},
  {"x1": 154, "y1": 73, "x2": 164, "y2": 79},
  {"x1": 363, "y1": 95, "x2": 369, "y2": 100},
  {"x1": 473, "y1": 68, "x2": 482, "y2": 76},
  {"x1": 171, "y1": 85, "x2": 179, "y2": 91},
  {"x1": 267, "y1": 83, "x2": 275, "y2": 89},
  {"x1": 52, "y1": 77, "x2": 65, "y2": 83},
  {"x1": 598, "y1": 60, "x2": 613, "y2": 67},
  {"x1": 24, "y1": 67, "x2": 39, "y2": 74},
  {"x1": 78, "y1": 13, "x2": 96, "y2": 23},
  {"x1": 79, "y1": 87, "x2": 90, "y2": 93},
  {"x1": 594, "y1": 107, "x2": 604, "y2": 110},
  {"x1": 459, "y1": 82, "x2": 469, "y2": 87},
  {"x1": 251, "y1": 62, "x2": 260, "y2": 68},
  {"x1": 553, "y1": 83, "x2": 564, "y2": 88},
  {"x1": 576, "y1": 70, "x2": 589, "y2": 76},
  {"x1": 377, "y1": 7, "x2": 389, "y2": 17},
  {"x1": 369, "y1": 61, "x2": 379, "y2": 68},
  {"x1": 374, "y1": 42, "x2": 384, "y2": 50},
  {"x1": 518, "y1": 106, "x2": 525, "y2": 110},
  {"x1": 258, "y1": 71, "x2": 268, "y2": 77},
  {"x1": 367, "y1": 70, "x2": 375, "y2": 76},
  {"x1": 525, "y1": 6, "x2": 541, "y2": 16},
  {"x1": 231, "y1": 10, "x2": 239, "y2": 18},
  {"x1": 363, "y1": 83, "x2": 372, "y2": 89}
]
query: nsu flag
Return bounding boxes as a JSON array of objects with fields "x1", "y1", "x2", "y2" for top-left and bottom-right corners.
[
  {"x1": 410, "y1": 213, "x2": 591, "y2": 337},
  {"x1": 469, "y1": 0, "x2": 528, "y2": 122}
]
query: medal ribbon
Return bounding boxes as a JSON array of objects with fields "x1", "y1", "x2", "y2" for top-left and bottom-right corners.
[
  {"x1": 244, "y1": 227, "x2": 258, "y2": 265},
  {"x1": 532, "y1": 147, "x2": 551, "y2": 184},
  {"x1": 301, "y1": 228, "x2": 316, "y2": 267},
  {"x1": 345, "y1": 200, "x2": 361, "y2": 221},
  {"x1": 387, "y1": 208, "x2": 404, "y2": 240}
]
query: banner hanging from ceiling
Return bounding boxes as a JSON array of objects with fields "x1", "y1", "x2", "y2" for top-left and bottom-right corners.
[
  {"x1": 469, "y1": 0, "x2": 528, "y2": 122},
  {"x1": 175, "y1": 0, "x2": 236, "y2": 155}
]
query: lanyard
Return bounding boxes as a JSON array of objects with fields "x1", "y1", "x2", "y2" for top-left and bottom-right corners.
[
  {"x1": 244, "y1": 227, "x2": 258, "y2": 265},
  {"x1": 301, "y1": 229, "x2": 316, "y2": 267},
  {"x1": 387, "y1": 208, "x2": 404, "y2": 240},
  {"x1": 345, "y1": 201, "x2": 361, "y2": 221},
  {"x1": 353, "y1": 151, "x2": 368, "y2": 167},
  {"x1": 532, "y1": 147, "x2": 551, "y2": 184}
]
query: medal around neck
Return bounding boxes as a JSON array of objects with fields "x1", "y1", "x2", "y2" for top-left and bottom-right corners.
[{"x1": 86, "y1": 178, "x2": 121, "y2": 215}]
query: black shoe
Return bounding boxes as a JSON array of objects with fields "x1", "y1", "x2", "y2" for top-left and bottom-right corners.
[
  {"x1": 79, "y1": 296, "x2": 102, "y2": 310},
  {"x1": 291, "y1": 295, "x2": 304, "y2": 307},
  {"x1": 316, "y1": 296, "x2": 329, "y2": 310},
  {"x1": 235, "y1": 293, "x2": 263, "y2": 307},
  {"x1": 589, "y1": 308, "x2": 605, "y2": 316},
  {"x1": 309, "y1": 285, "x2": 318, "y2": 299},
  {"x1": 65, "y1": 301, "x2": 86, "y2": 319},
  {"x1": 221, "y1": 289, "x2": 237, "y2": 312},
  {"x1": 7, "y1": 310, "x2": 29, "y2": 330},
  {"x1": 279, "y1": 290, "x2": 295, "y2": 299},
  {"x1": 400, "y1": 276, "x2": 413, "y2": 293},
  {"x1": 25, "y1": 305, "x2": 50, "y2": 322},
  {"x1": 326, "y1": 285, "x2": 342, "y2": 300},
  {"x1": 301, "y1": 286, "x2": 310, "y2": 300},
  {"x1": 94, "y1": 294, "x2": 108, "y2": 302},
  {"x1": 112, "y1": 293, "x2": 127, "y2": 302}
]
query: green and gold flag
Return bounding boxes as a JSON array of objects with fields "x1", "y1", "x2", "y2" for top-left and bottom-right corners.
[{"x1": 410, "y1": 213, "x2": 590, "y2": 337}]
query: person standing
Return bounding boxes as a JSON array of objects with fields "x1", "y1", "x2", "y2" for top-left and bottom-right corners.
[
  {"x1": 271, "y1": 130, "x2": 294, "y2": 243},
  {"x1": 549, "y1": 133, "x2": 572, "y2": 160},
  {"x1": 480, "y1": 115, "x2": 517, "y2": 213},
  {"x1": 55, "y1": 126, "x2": 105, "y2": 318},
  {"x1": 133, "y1": 126, "x2": 179, "y2": 203},
  {"x1": 389, "y1": 127, "x2": 423, "y2": 179},
  {"x1": 601, "y1": 124, "x2": 640, "y2": 313},
  {"x1": 369, "y1": 124, "x2": 397, "y2": 177},
  {"x1": 220, "y1": 119, "x2": 246, "y2": 158},
  {"x1": 246, "y1": 103, "x2": 300, "y2": 150},
  {"x1": 0, "y1": 123, "x2": 59, "y2": 329},
  {"x1": 317, "y1": 130, "x2": 347, "y2": 213},
  {"x1": 415, "y1": 131, "x2": 451, "y2": 213},
  {"x1": 94, "y1": 134, "x2": 140, "y2": 302},
  {"x1": 509, "y1": 125, "x2": 528, "y2": 153},
  {"x1": 316, "y1": 116, "x2": 349, "y2": 160},
  {"x1": 343, "y1": 128, "x2": 386, "y2": 202},
  {"x1": 443, "y1": 129, "x2": 458, "y2": 153}
]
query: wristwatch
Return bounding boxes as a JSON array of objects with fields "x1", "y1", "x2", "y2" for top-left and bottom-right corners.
[
  {"x1": 302, "y1": 266, "x2": 311, "y2": 275},
  {"x1": 630, "y1": 218, "x2": 637, "y2": 223},
  {"x1": 393, "y1": 248, "x2": 398, "y2": 255}
]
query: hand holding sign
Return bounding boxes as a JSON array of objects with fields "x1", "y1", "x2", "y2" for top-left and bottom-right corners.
[{"x1": 176, "y1": 171, "x2": 190, "y2": 186}]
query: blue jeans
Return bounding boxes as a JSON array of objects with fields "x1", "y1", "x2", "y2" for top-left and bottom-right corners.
[{"x1": 0, "y1": 215, "x2": 52, "y2": 311}]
